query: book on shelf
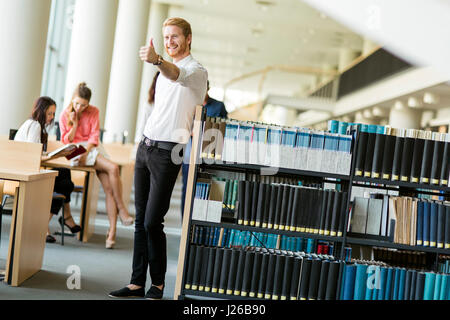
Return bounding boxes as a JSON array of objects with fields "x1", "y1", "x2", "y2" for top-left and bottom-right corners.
[
  {"x1": 346, "y1": 119, "x2": 450, "y2": 186},
  {"x1": 200, "y1": 117, "x2": 353, "y2": 176},
  {"x1": 348, "y1": 194, "x2": 449, "y2": 248},
  {"x1": 340, "y1": 260, "x2": 450, "y2": 300}
]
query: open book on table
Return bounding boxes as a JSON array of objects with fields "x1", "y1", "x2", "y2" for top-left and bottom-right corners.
[{"x1": 47, "y1": 144, "x2": 87, "y2": 160}]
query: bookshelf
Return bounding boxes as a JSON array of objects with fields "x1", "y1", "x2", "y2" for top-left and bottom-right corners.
[{"x1": 174, "y1": 106, "x2": 450, "y2": 300}]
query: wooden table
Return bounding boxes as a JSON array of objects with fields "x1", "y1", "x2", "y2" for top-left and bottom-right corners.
[
  {"x1": 44, "y1": 158, "x2": 100, "y2": 243},
  {"x1": 0, "y1": 169, "x2": 58, "y2": 286}
]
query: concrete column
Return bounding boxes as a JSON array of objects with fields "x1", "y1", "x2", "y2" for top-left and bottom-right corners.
[
  {"x1": 103, "y1": 0, "x2": 151, "y2": 143},
  {"x1": 0, "y1": 0, "x2": 52, "y2": 135},
  {"x1": 338, "y1": 48, "x2": 359, "y2": 72},
  {"x1": 134, "y1": 2, "x2": 169, "y2": 142},
  {"x1": 388, "y1": 100, "x2": 422, "y2": 129},
  {"x1": 63, "y1": 0, "x2": 119, "y2": 128}
]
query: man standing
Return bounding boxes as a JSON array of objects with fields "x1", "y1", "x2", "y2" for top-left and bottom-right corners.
[
  {"x1": 109, "y1": 17, "x2": 207, "y2": 300},
  {"x1": 181, "y1": 81, "x2": 227, "y2": 217}
]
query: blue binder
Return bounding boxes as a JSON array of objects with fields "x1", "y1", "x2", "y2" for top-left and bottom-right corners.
[
  {"x1": 354, "y1": 264, "x2": 368, "y2": 300},
  {"x1": 424, "y1": 272, "x2": 436, "y2": 300},
  {"x1": 423, "y1": 201, "x2": 431, "y2": 246},
  {"x1": 342, "y1": 264, "x2": 356, "y2": 300}
]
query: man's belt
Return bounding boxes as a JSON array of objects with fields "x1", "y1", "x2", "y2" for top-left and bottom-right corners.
[{"x1": 142, "y1": 137, "x2": 178, "y2": 151}]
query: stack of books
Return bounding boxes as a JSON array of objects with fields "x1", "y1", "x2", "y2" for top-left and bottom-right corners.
[
  {"x1": 349, "y1": 195, "x2": 450, "y2": 248},
  {"x1": 191, "y1": 225, "x2": 335, "y2": 254},
  {"x1": 344, "y1": 121, "x2": 450, "y2": 186},
  {"x1": 340, "y1": 260, "x2": 449, "y2": 300},
  {"x1": 185, "y1": 245, "x2": 343, "y2": 300},
  {"x1": 200, "y1": 117, "x2": 353, "y2": 175},
  {"x1": 237, "y1": 182, "x2": 348, "y2": 237}
]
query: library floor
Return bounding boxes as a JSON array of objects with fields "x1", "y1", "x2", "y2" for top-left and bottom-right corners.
[{"x1": 0, "y1": 176, "x2": 184, "y2": 300}]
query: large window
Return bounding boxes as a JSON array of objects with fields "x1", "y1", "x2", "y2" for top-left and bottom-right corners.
[{"x1": 41, "y1": 0, "x2": 75, "y2": 119}]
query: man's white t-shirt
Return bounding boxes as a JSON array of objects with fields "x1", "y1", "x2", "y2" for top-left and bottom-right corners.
[{"x1": 143, "y1": 54, "x2": 208, "y2": 145}]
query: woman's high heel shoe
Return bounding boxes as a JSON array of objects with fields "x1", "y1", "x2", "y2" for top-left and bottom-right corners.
[
  {"x1": 118, "y1": 210, "x2": 134, "y2": 226},
  {"x1": 106, "y1": 231, "x2": 115, "y2": 249},
  {"x1": 59, "y1": 216, "x2": 82, "y2": 234}
]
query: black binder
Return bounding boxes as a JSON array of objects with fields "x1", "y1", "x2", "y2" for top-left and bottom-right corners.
[
  {"x1": 281, "y1": 256, "x2": 294, "y2": 300},
  {"x1": 255, "y1": 183, "x2": 266, "y2": 228},
  {"x1": 400, "y1": 132, "x2": 415, "y2": 182},
  {"x1": 185, "y1": 245, "x2": 197, "y2": 290},
  {"x1": 279, "y1": 186, "x2": 291, "y2": 230},
  {"x1": 317, "y1": 260, "x2": 330, "y2": 300},
  {"x1": 289, "y1": 187, "x2": 301, "y2": 232},
  {"x1": 272, "y1": 255, "x2": 286, "y2": 300},
  {"x1": 363, "y1": 131, "x2": 376, "y2": 177},
  {"x1": 199, "y1": 246, "x2": 210, "y2": 291},
  {"x1": 420, "y1": 136, "x2": 434, "y2": 184},
  {"x1": 437, "y1": 203, "x2": 445, "y2": 248},
  {"x1": 243, "y1": 181, "x2": 253, "y2": 226},
  {"x1": 267, "y1": 185, "x2": 278, "y2": 229},
  {"x1": 211, "y1": 248, "x2": 224, "y2": 293},
  {"x1": 440, "y1": 141, "x2": 450, "y2": 185},
  {"x1": 307, "y1": 259, "x2": 322, "y2": 300},
  {"x1": 338, "y1": 192, "x2": 348, "y2": 237},
  {"x1": 257, "y1": 253, "x2": 270, "y2": 299},
  {"x1": 218, "y1": 248, "x2": 232, "y2": 294},
  {"x1": 250, "y1": 181, "x2": 260, "y2": 226},
  {"x1": 233, "y1": 250, "x2": 246, "y2": 295},
  {"x1": 273, "y1": 185, "x2": 284, "y2": 229},
  {"x1": 430, "y1": 137, "x2": 445, "y2": 185},
  {"x1": 226, "y1": 249, "x2": 240, "y2": 295},
  {"x1": 324, "y1": 191, "x2": 335, "y2": 236},
  {"x1": 264, "y1": 254, "x2": 277, "y2": 299},
  {"x1": 298, "y1": 258, "x2": 312, "y2": 300},
  {"x1": 241, "y1": 251, "x2": 255, "y2": 297},
  {"x1": 391, "y1": 136, "x2": 404, "y2": 181},
  {"x1": 381, "y1": 128, "x2": 397, "y2": 180},
  {"x1": 371, "y1": 132, "x2": 386, "y2": 178},
  {"x1": 355, "y1": 131, "x2": 368, "y2": 176},
  {"x1": 262, "y1": 183, "x2": 271, "y2": 228},
  {"x1": 330, "y1": 192, "x2": 342, "y2": 237},
  {"x1": 249, "y1": 252, "x2": 262, "y2": 298},
  {"x1": 204, "y1": 247, "x2": 216, "y2": 292},
  {"x1": 410, "y1": 136, "x2": 425, "y2": 183},
  {"x1": 290, "y1": 257, "x2": 302, "y2": 300},
  {"x1": 325, "y1": 261, "x2": 341, "y2": 300},
  {"x1": 237, "y1": 181, "x2": 245, "y2": 224},
  {"x1": 319, "y1": 190, "x2": 329, "y2": 235},
  {"x1": 191, "y1": 246, "x2": 204, "y2": 291}
]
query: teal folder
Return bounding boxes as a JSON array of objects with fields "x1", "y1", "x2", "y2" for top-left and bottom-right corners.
[
  {"x1": 440, "y1": 274, "x2": 449, "y2": 300},
  {"x1": 385, "y1": 268, "x2": 394, "y2": 300},
  {"x1": 354, "y1": 264, "x2": 368, "y2": 300},
  {"x1": 342, "y1": 264, "x2": 356, "y2": 300},
  {"x1": 393, "y1": 268, "x2": 400, "y2": 300},
  {"x1": 377, "y1": 267, "x2": 388, "y2": 300},
  {"x1": 424, "y1": 272, "x2": 436, "y2": 300},
  {"x1": 398, "y1": 269, "x2": 406, "y2": 301},
  {"x1": 433, "y1": 274, "x2": 442, "y2": 300}
]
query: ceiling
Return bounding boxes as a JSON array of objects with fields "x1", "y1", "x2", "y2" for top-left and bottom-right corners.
[{"x1": 155, "y1": 0, "x2": 365, "y2": 100}]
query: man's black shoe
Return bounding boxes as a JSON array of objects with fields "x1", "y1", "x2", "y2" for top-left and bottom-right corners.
[
  {"x1": 108, "y1": 286, "x2": 145, "y2": 298},
  {"x1": 144, "y1": 285, "x2": 164, "y2": 300}
]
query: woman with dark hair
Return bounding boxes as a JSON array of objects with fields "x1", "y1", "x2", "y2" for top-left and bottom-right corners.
[
  {"x1": 59, "y1": 82, "x2": 134, "y2": 249},
  {"x1": 15, "y1": 96, "x2": 81, "y2": 243}
]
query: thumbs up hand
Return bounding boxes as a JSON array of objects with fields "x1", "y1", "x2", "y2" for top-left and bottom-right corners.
[{"x1": 139, "y1": 37, "x2": 159, "y2": 64}]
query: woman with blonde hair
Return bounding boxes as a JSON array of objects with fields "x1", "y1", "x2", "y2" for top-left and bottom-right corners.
[{"x1": 59, "y1": 82, "x2": 134, "y2": 249}]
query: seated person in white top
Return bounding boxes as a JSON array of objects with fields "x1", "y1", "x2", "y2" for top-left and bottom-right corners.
[{"x1": 15, "y1": 96, "x2": 81, "y2": 243}]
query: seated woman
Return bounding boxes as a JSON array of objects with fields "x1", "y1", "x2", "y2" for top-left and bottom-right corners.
[
  {"x1": 14, "y1": 96, "x2": 81, "y2": 243},
  {"x1": 59, "y1": 82, "x2": 134, "y2": 249}
]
